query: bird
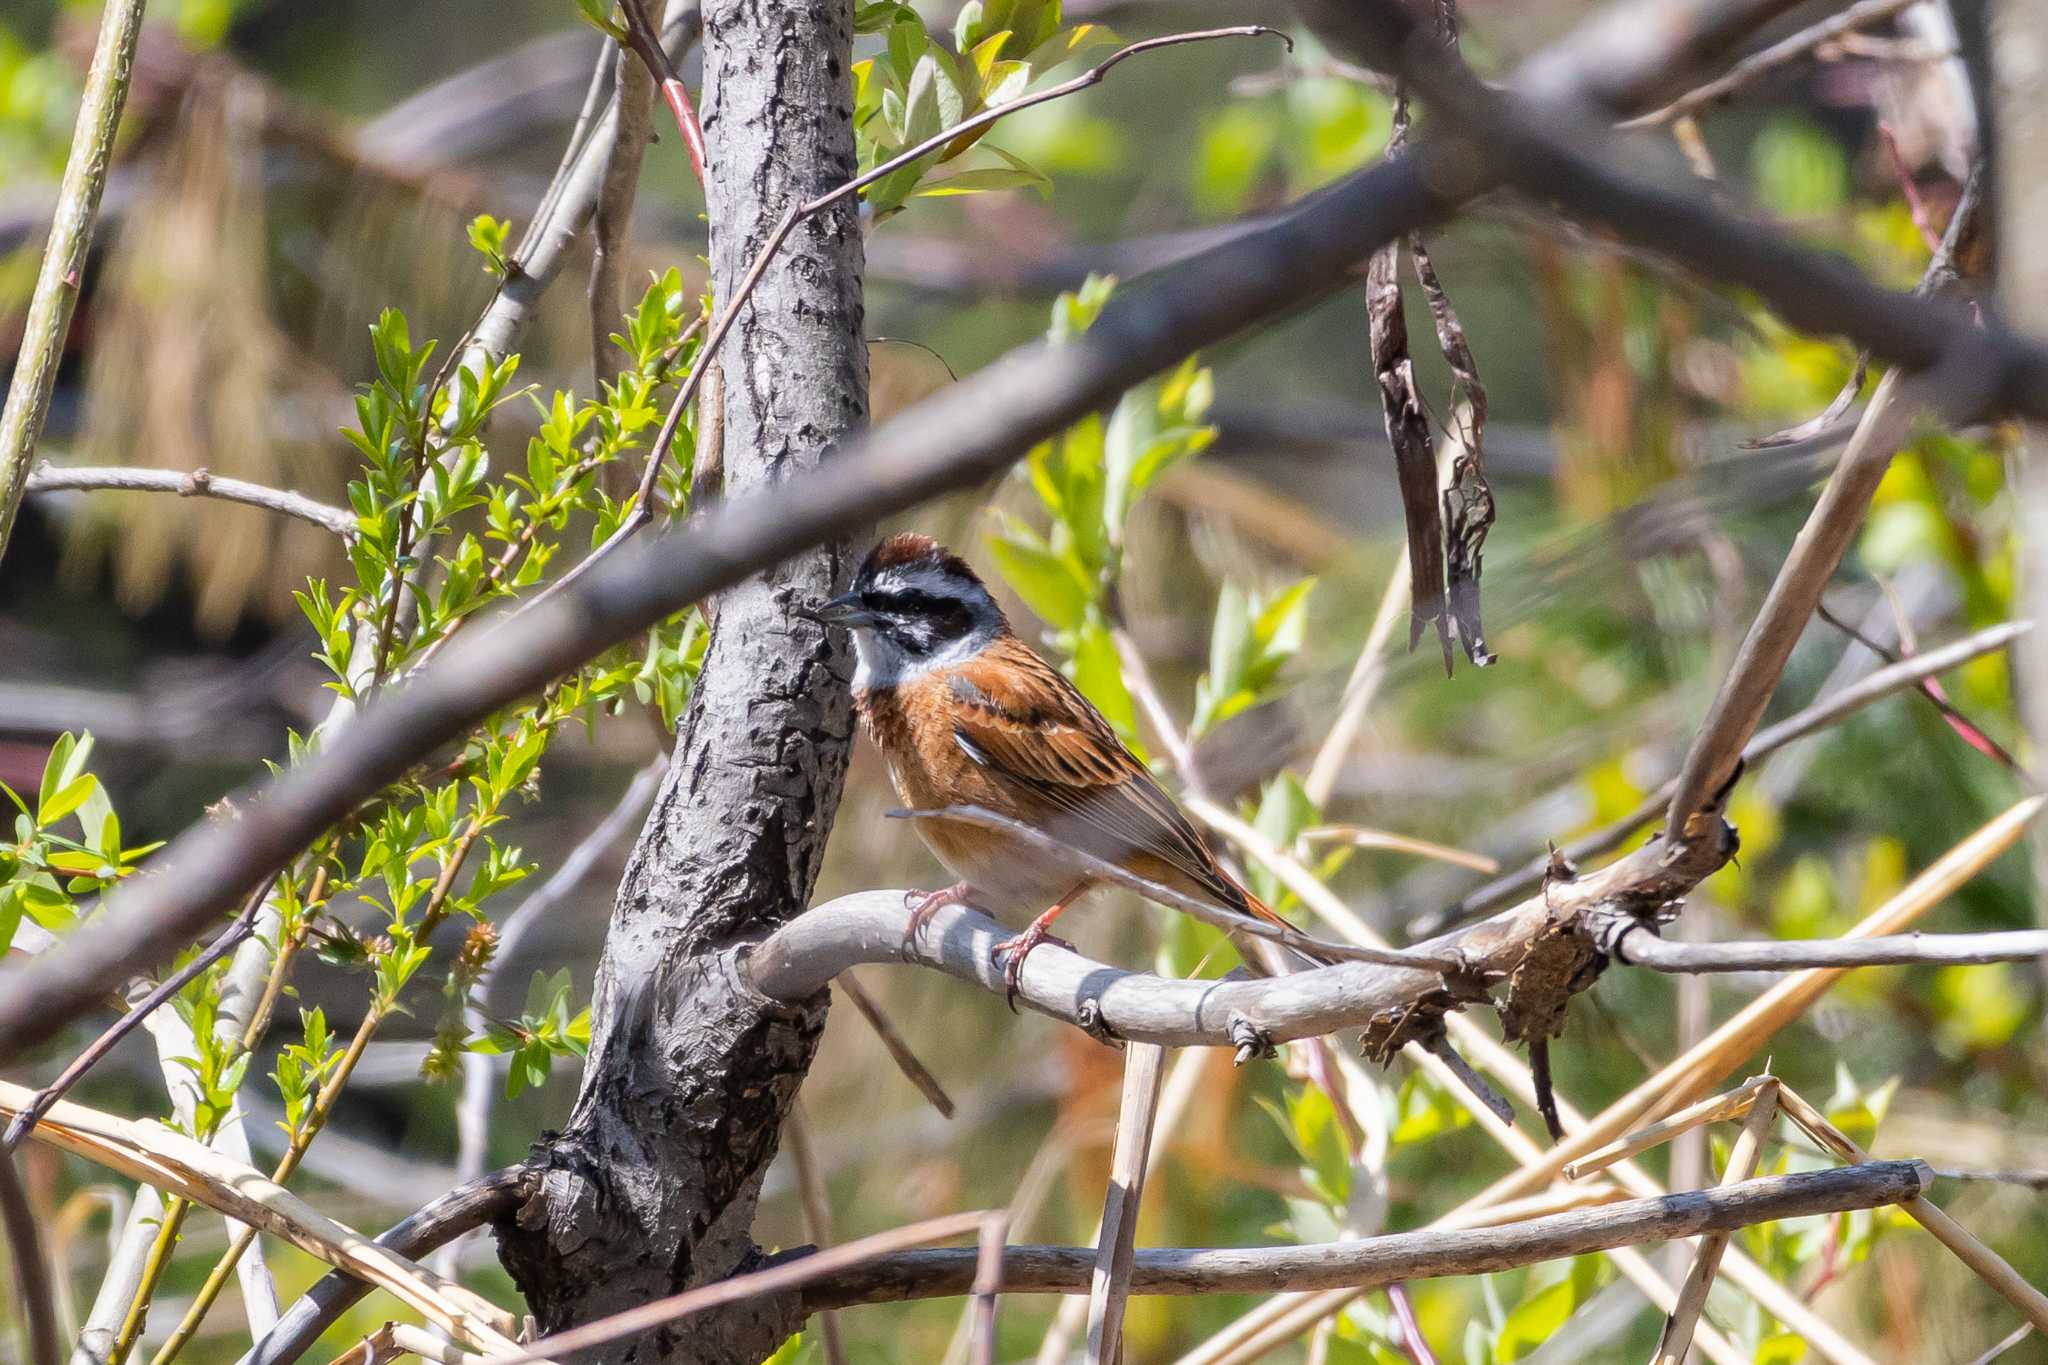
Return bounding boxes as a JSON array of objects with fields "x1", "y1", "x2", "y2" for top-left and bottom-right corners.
[{"x1": 805, "y1": 531, "x2": 1306, "y2": 1004}]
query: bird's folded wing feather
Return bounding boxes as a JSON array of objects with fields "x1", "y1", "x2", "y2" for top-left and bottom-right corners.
[{"x1": 945, "y1": 645, "x2": 1244, "y2": 911}]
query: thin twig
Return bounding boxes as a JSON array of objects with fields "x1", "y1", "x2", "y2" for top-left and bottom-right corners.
[
  {"x1": 618, "y1": 0, "x2": 709, "y2": 185},
  {"x1": 1774, "y1": 1084, "x2": 2048, "y2": 1335},
  {"x1": 1304, "y1": 552, "x2": 1412, "y2": 805},
  {"x1": 1815, "y1": 601, "x2": 2023, "y2": 772},
  {"x1": 1612, "y1": 926, "x2": 2048, "y2": 972},
  {"x1": 589, "y1": 40, "x2": 656, "y2": 390},
  {"x1": 485, "y1": 1211, "x2": 996, "y2": 1365},
  {"x1": 1301, "y1": 824, "x2": 1498, "y2": 873},
  {"x1": 0, "y1": 0, "x2": 148, "y2": 562},
  {"x1": 1562, "y1": 1076, "x2": 1775, "y2": 1180},
  {"x1": 1, "y1": 881, "x2": 271, "y2": 1153},
  {"x1": 1087, "y1": 1043, "x2": 1166, "y2": 1365},
  {"x1": 0, "y1": 1148, "x2": 60, "y2": 1365},
  {"x1": 1625, "y1": 0, "x2": 1923, "y2": 126},
  {"x1": 799, "y1": 1163, "x2": 1930, "y2": 1308},
  {"x1": 969, "y1": 1212, "x2": 1009, "y2": 1365},
  {"x1": 784, "y1": 1107, "x2": 848, "y2": 1365},
  {"x1": 835, "y1": 974, "x2": 956, "y2": 1118},
  {"x1": 1653, "y1": 1078, "x2": 1780, "y2": 1364},
  {"x1": 24, "y1": 465, "x2": 357, "y2": 536}
]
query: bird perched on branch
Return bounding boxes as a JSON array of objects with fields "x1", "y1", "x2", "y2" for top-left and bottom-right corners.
[{"x1": 805, "y1": 532, "x2": 1302, "y2": 1003}]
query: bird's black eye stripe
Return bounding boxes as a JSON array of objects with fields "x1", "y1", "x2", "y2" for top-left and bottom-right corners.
[{"x1": 862, "y1": 586, "x2": 958, "y2": 618}]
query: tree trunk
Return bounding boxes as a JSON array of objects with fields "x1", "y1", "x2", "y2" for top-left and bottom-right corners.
[{"x1": 496, "y1": 0, "x2": 866, "y2": 1359}]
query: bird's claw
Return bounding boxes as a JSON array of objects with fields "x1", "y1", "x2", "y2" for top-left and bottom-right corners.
[
  {"x1": 990, "y1": 928, "x2": 1074, "y2": 1012},
  {"x1": 903, "y1": 882, "x2": 973, "y2": 948}
]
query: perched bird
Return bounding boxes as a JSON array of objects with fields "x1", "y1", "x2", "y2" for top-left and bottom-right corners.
[{"x1": 807, "y1": 532, "x2": 1301, "y2": 1002}]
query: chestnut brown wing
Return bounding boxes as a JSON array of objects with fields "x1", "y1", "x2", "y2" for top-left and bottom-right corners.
[{"x1": 943, "y1": 639, "x2": 1247, "y2": 912}]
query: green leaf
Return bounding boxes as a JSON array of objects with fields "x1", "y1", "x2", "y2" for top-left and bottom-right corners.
[
  {"x1": 19, "y1": 881, "x2": 74, "y2": 931},
  {"x1": 1050, "y1": 274, "x2": 1116, "y2": 342},
  {"x1": 37, "y1": 774, "x2": 96, "y2": 826},
  {"x1": 1750, "y1": 115, "x2": 1848, "y2": 219},
  {"x1": 1756, "y1": 1332, "x2": 1808, "y2": 1365},
  {"x1": 1070, "y1": 619, "x2": 1139, "y2": 749},
  {"x1": 987, "y1": 521, "x2": 1090, "y2": 630},
  {"x1": 1392, "y1": 1067, "x2": 1474, "y2": 1144},
  {"x1": 0, "y1": 888, "x2": 22, "y2": 957},
  {"x1": 37, "y1": 732, "x2": 77, "y2": 820},
  {"x1": 466, "y1": 214, "x2": 512, "y2": 276},
  {"x1": 1191, "y1": 103, "x2": 1281, "y2": 218},
  {"x1": 916, "y1": 165, "x2": 1050, "y2": 197},
  {"x1": 1493, "y1": 1257, "x2": 1602, "y2": 1361}
]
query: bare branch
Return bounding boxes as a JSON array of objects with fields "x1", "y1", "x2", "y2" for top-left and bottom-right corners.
[
  {"x1": 1611, "y1": 926, "x2": 2048, "y2": 972},
  {"x1": 24, "y1": 464, "x2": 357, "y2": 536},
  {"x1": 493, "y1": 1212, "x2": 995, "y2": 1365},
  {"x1": 0, "y1": 1148, "x2": 59, "y2": 1365},
  {"x1": 745, "y1": 802, "x2": 1729, "y2": 1051},
  {"x1": 240, "y1": 1169, "x2": 534, "y2": 1365},
  {"x1": 589, "y1": 42, "x2": 656, "y2": 390},
  {"x1": 1086, "y1": 1043, "x2": 1165, "y2": 1362},
  {"x1": 1625, "y1": 0, "x2": 1924, "y2": 126},
  {"x1": 835, "y1": 974, "x2": 956, "y2": 1119},
  {"x1": 798, "y1": 1163, "x2": 1930, "y2": 1309}
]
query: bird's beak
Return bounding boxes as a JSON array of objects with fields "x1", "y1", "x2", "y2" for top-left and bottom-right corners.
[{"x1": 797, "y1": 592, "x2": 877, "y2": 628}]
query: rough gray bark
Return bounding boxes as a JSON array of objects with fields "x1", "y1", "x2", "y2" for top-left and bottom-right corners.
[{"x1": 496, "y1": 1, "x2": 866, "y2": 1361}]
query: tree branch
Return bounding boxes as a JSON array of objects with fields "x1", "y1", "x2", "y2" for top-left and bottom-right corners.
[
  {"x1": 238, "y1": 1168, "x2": 534, "y2": 1365},
  {"x1": 744, "y1": 805, "x2": 1729, "y2": 1054},
  {"x1": 1624, "y1": 0, "x2": 1924, "y2": 126},
  {"x1": 23, "y1": 464, "x2": 357, "y2": 536},
  {"x1": 797, "y1": 1163, "x2": 1931, "y2": 1309},
  {"x1": 1610, "y1": 926, "x2": 2048, "y2": 972}
]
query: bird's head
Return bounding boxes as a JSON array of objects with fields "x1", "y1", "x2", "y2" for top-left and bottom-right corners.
[{"x1": 804, "y1": 533, "x2": 1010, "y2": 687}]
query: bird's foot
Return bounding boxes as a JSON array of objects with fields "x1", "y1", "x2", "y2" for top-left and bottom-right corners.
[
  {"x1": 990, "y1": 924, "x2": 1075, "y2": 1012},
  {"x1": 903, "y1": 882, "x2": 975, "y2": 946}
]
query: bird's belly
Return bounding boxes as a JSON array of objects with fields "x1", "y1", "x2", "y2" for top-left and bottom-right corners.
[
  {"x1": 918, "y1": 819, "x2": 1093, "y2": 920},
  {"x1": 882, "y1": 763, "x2": 1085, "y2": 919}
]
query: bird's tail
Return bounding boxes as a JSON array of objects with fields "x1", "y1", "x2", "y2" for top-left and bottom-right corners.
[{"x1": 1226, "y1": 874, "x2": 1335, "y2": 968}]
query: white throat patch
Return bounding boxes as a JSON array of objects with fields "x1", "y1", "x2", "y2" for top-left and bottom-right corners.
[{"x1": 849, "y1": 620, "x2": 993, "y2": 690}]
